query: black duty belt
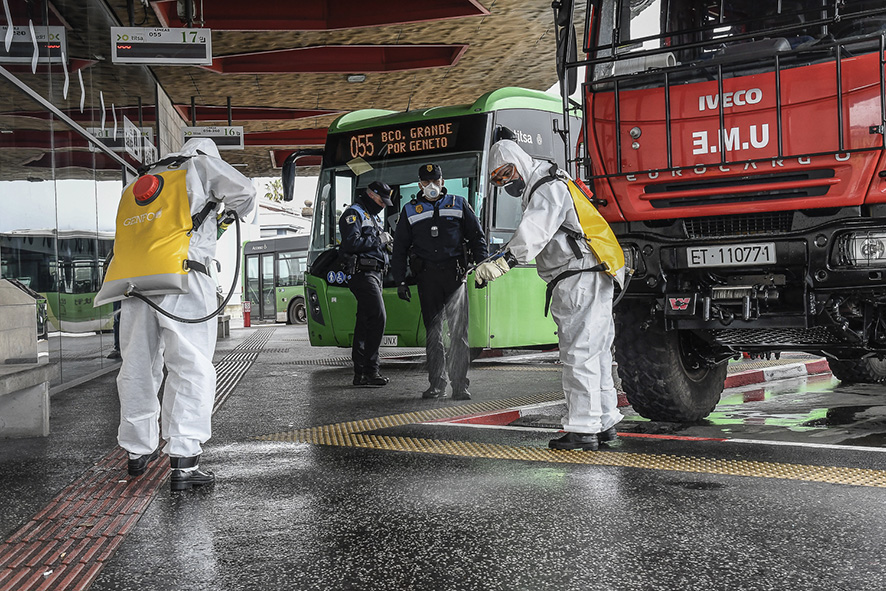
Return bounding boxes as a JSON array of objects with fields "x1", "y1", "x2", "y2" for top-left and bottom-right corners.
[{"x1": 544, "y1": 264, "x2": 606, "y2": 317}]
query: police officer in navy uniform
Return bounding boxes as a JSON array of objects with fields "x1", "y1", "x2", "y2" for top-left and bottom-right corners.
[
  {"x1": 339, "y1": 181, "x2": 394, "y2": 387},
  {"x1": 392, "y1": 164, "x2": 488, "y2": 399}
]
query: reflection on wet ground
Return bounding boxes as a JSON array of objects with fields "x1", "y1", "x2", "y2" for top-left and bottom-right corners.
[
  {"x1": 623, "y1": 372, "x2": 886, "y2": 447},
  {"x1": 513, "y1": 366, "x2": 886, "y2": 448}
]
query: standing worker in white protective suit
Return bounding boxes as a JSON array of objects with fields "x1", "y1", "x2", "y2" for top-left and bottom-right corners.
[
  {"x1": 476, "y1": 138, "x2": 625, "y2": 451},
  {"x1": 95, "y1": 138, "x2": 256, "y2": 490}
]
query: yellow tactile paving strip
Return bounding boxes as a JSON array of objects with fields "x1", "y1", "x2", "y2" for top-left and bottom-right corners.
[{"x1": 256, "y1": 392, "x2": 886, "y2": 488}]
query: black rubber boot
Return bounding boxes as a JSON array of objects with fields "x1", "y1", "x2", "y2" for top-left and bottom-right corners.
[
  {"x1": 362, "y1": 373, "x2": 389, "y2": 387},
  {"x1": 170, "y1": 456, "x2": 215, "y2": 491},
  {"x1": 598, "y1": 426, "x2": 619, "y2": 445},
  {"x1": 549, "y1": 432, "x2": 599, "y2": 451},
  {"x1": 127, "y1": 448, "x2": 161, "y2": 477}
]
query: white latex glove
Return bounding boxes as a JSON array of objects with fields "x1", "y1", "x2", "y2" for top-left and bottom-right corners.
[
  {"x1": 380, "y1": 232, "x2": 394, "y2": 252},
  {"x1": 474, "y1": 256, "x2": 510, "y2": 285}
]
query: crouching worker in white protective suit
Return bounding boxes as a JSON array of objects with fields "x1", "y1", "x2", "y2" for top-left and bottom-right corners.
[
  {"x1": 94, "y1": 138, "x2": 256, "y2": 490},
  {"x1": 477, "y1": 138, "x2": 626, "y2": 451}
]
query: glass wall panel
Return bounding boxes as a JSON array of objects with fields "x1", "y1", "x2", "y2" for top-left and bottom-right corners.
[{"x1": 1, "y1": 0, "x2": 162, "y2": 386}]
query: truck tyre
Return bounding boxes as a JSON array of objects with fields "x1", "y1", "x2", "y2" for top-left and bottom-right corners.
[
  {"x1": 614, "y1": 303, "x2": 727, "y2": 422},
  {"x1": 288, "y1": 297, "x2": 307, "y2": 325},
  {"x1": 827, "y1": 358, "x2": 886, "y2": 383}
]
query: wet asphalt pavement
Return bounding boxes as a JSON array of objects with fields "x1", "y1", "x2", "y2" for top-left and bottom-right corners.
[{"x1": 4, "y1": 323, "x2": 886, "y2": 590}]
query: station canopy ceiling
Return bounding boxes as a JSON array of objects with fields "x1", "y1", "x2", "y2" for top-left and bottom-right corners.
[{"x1": 94, "y1": 0, "x2": 574, "y2": 178}]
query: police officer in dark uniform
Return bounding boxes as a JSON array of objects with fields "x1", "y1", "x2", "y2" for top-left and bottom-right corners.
[
  {"x1": 339, "y1": 181, "x2": 394, "y2": 387},
  {"x1": 392, "y1": 164, "x2": 488, "y2": 399}
]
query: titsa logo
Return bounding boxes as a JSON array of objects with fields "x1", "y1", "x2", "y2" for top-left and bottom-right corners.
[{"x1": 123, "y1": 209, "x2": 163, "y2": 226}]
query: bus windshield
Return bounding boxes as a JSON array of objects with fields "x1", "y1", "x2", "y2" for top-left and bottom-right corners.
[{"x1": 309, "y1": 153, "x2": 482, "y2": 264}]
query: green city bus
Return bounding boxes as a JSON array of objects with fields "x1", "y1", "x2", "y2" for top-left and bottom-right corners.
[
  {"x1": 242, "y1": 235, "x2": 310, "y2": 324},
  {"x1": 284, "y1": 87, "x2": 578, "y2": 351}
]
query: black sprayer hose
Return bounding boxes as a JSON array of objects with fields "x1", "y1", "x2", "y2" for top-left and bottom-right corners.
[
  {"x1": 125, "y1": 214, "x2": 242, "y2": 324},
  {"x1": 612, "y1": 269, "x2": 634, "y2": 308}
]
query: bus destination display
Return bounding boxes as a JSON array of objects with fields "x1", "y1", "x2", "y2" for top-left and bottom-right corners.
[{"x1": 329, "y1": 114, "x2": 487, "y2": 165}]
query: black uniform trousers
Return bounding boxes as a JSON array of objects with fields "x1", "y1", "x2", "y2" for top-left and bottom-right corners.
[
  {"x1": 415, "y1": 258, "x2": 470, "y2": 393},
  {"x1": 349, "y1": 270, "x2": 386, "y2": 376}
]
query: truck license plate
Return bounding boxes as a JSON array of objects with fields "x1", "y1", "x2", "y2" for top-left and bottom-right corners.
[
  {"x1": 686, "y1": 243, "x2": 776, "y2": 267},
  {"x1": 381, "y1": 335, "x2": 398, "y2": 347}
]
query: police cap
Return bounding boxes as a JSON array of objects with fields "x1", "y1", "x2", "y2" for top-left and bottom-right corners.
[
  {"x1": 367, "y1": 180, "x2": 394, "y2": 206},
  {"x1": 418, "y1": 163, "x2": 443, "y2": 181}
]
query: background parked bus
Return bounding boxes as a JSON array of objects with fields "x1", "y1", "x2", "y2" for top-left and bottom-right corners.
[
  {"x1": 282, "y1": 87, "x2": 583, "y2": 355},
  {"x1": 242, "y1": 235, "x2": 310, "y2": 325},
  {"x1": 1, "y1": 229, "x2": 113, "y2": 333}
]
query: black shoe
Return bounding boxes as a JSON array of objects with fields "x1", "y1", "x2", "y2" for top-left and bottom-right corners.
[
  {"x1": 353, "y1": 374, "x2": 366, "y2": 386},
  {"x1": 127, "y1": 448, "x2": 161, "y2": 477},
  {"x1": 598, "y1": 426, "x2": 619, "y2": 445},
  {"x1": 107, "y1": 349, "x2": 121, "y2": 360},
  {"x1": 549, "y1": 432, "x2": 599, "y2": 451},
  {"x1": 363, "y1": 373, "x2": 389, "y2": 387},
  {"x1": 170, "y1": 456, "x2": 215, "y2": 491},
  {"x1": 422, "y1": 386, "x2": 445, "y2": 399},
  {"x1": 452, "y1": 389, "x2": 472, "y2": 400}
]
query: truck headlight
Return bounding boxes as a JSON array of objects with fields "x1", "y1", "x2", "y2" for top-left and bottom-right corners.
[
  {"x1": 840, "y1": 232, "x2": 886, "y2": 267},
  {"x1": 621, "y1": 244, "x2": 646, "y2": 276}
]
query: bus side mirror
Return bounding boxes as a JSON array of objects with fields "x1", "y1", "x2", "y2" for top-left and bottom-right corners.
[
  {"x1": 281, "y1": 149, "x2": 325, "y2": 202},
  {"x1": 282, "y1": 154, "x2": 296, "y2": 202}
]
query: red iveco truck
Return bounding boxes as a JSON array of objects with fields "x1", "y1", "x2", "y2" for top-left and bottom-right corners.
[{"x1": 553, "y1": 0, "x2": 886, "y2": 421}]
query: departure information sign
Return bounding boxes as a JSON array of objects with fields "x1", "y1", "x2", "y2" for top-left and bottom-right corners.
[
  {"x1": 182, "y1": 126, "x2": 244, "y2": 150},
  {"x1": 0, "y1": 26, "x2": 66, "y2": 64},
  {"x1": 87, "y1": 125, "x2": 155, "y2": 163},
  {"x1": 327, "y1": 114, "x2": 488, "y2": 166},
  {"x1": 111, "y1": 27, "x2": 212, "y2": 65}
]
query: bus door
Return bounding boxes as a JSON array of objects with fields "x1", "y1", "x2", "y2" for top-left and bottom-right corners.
[
  {"x1": 259, "y1": 253, "x2": 276, "y2": 321},
  {"x1": 244, "y1": 253, "x2": 277, "y2": 323}
]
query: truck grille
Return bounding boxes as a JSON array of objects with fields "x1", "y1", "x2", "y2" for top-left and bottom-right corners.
[
  {"x1": 684, "y1": 212, "x2": 794, "y2": 239},
  {"x1": 710, "y1": 327, "x2": 842, "y2": 346},
  {"x1": 645, "y1": 169, "x2": 836, "y2": 209}
]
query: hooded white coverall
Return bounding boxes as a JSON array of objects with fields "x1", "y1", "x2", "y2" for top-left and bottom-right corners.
[
  {"x1": 489, "y1": 139, "x2": 622, "y2": 435},
  {"x1": 116, "y1": 138, "x2": 256, "y2": 459}
]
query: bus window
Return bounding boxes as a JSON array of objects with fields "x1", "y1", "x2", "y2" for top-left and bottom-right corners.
[
  {"x1": 277, "y1": 252, "x2": 307, "y2": 287},
  {"x1": 333, "y1": 174, "x2": 355, "y2": 245},
  {"x1": 488, "y1": 184, "x2": 524, "y2": 249}
]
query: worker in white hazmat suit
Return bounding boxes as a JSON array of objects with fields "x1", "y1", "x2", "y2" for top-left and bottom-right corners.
[
  {"x1": 477, "y1": 138, "x2": 623, "y2": 451},
  {"x1": 112, "y1": 138, "x2": 256, "y2": 490}
]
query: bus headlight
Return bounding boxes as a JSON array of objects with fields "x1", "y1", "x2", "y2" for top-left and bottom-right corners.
[
  {"x1": 305, "y1": 285, "x2": 325, "y2": 325},
  {"x1": 836, "y1": 232, "x2": 886, "y2": 267}
]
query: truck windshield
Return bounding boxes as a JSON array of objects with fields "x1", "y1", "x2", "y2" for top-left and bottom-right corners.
[{"x1": 592, "y1": 0, "x2": 886, "y2": 82}]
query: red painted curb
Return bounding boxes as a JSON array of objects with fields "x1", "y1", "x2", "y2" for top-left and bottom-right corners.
[{"x1": 724, "y1": 359, "x2": 831, "y2": 389}]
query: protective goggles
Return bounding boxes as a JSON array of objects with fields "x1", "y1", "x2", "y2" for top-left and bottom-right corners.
[{"x1": 490, "y1": 163, "x2": 520, "y2": 186}]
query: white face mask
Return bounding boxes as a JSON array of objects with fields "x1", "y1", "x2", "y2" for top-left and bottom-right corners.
[{"x1": 422, "y1": 182, "x2": 442, "y2": 201}]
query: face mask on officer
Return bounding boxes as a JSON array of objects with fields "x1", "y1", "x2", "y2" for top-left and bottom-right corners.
[
  {"x1": 422, "y1": 181, "x2": 443, "y2": 201},
  {"x1": 490, "y1": 162, "x2": 525, "y2": 197}
]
